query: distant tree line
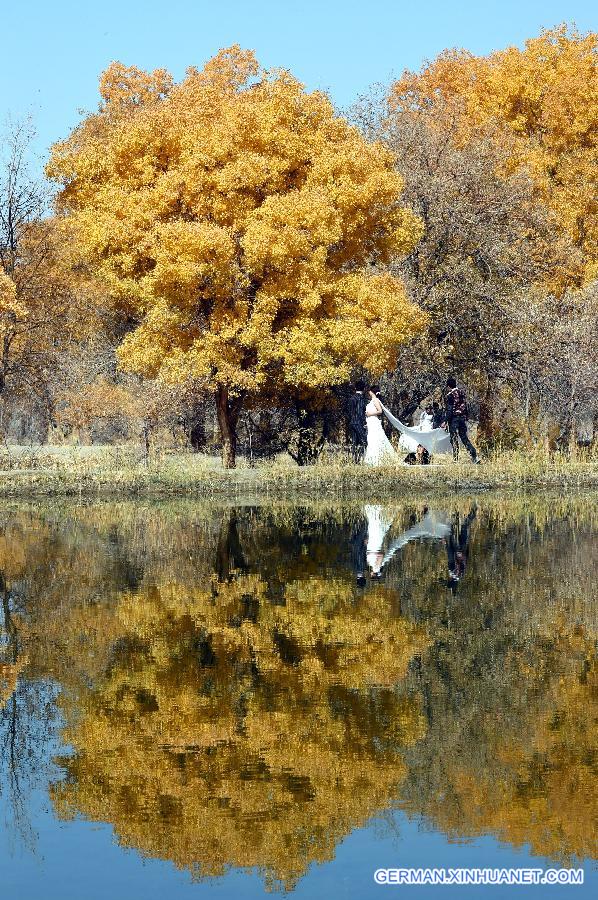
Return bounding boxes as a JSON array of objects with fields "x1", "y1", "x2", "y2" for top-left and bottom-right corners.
[{"x1": 0, "y1": 26, "x2": 595, "y2": 465}]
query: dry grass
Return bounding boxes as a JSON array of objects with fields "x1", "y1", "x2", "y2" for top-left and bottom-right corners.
[{"x1": 0, "y1": 443, "x2": 595, "y2": 499}]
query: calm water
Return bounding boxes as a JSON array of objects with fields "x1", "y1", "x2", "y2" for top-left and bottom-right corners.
[{"x1": 0, "y1": 495, "x2": 596, "y2": 899}]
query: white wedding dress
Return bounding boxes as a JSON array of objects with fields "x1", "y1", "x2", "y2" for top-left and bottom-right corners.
[
  {"x1": 379, "y1": 509, "x2": 452, "y2": 567},
  {"x1": 364, "y1": 400, "x2": 396, "y2": 465}
]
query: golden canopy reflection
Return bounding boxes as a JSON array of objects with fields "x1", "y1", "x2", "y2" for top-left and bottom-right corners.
[
  {"x1": 50, "y1": 575, "x2": 427, "y2": 889},
  {"x1": 0, "y1": 496, "x2": 596, "y2": 888}
]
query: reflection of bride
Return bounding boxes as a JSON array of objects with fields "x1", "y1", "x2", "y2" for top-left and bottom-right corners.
[
  {"x1": 364, "y1": 390, "x2": 396, "y2": 466},
  {"x1": 363, "y1": 505, "x2": 452, "y2": 577},
  {"x1": 364, "y1": 504, "x2": 395, "y2": 575}
]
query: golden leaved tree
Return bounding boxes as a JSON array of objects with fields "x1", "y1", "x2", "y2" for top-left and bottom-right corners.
[
  {"x1": 48, "y1": 574, "x2": 428, "y2": 889},
  {"x1": 390, "y1": 25, "x2": 598, "y2": 283},
  {"x1": 55, "y1": 373, "x2": 189, "y2": 457},
  {"x1": 48, "y1": 46, "x2": 425, "y2": 466}
]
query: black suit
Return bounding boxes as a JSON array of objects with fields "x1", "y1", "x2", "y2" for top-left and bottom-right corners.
[
  {"x1": 446, "y1": 506, "x2": 477, "y2": 580},
  {"x1": 349, "y1": 516, "x2": 368, "y2": 576},
  {"x1": 347, "y1": 392, "x2": 368, "y2": 462}
]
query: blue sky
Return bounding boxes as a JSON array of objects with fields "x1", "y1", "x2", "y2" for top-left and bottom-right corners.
[{"x1": 3, "y1": 0, "x2": 596, "y2": 172}]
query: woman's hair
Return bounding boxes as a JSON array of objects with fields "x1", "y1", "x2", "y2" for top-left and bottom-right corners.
[{"x1": 370, "y1": 385, "x2": 380, "y2": 394}]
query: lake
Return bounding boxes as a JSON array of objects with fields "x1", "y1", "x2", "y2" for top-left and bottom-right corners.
[{"x1": 1, "y1": 494, "x2": 596, "y2": 899}]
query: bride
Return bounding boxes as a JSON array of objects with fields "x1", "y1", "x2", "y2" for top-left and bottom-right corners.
[{"x1": 364, "y1": 387, "x2": 396, "y2": 465}]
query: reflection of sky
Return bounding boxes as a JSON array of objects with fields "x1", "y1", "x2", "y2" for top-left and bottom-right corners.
[
  {"x1": 2, "y1": 661, "x2": 596, "y2": 896},
  {"x1": 1, "y1": 500, "x2": 596, "y2": 898},
  {"x1": 0, "y1": 679, "x2": 62, "y2": 855},
  {"x1": 2, "y1": 777, "x2": 595, "y2": 900}
]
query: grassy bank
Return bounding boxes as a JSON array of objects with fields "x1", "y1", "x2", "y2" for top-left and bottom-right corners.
[{"x1": 0, "y1": 444, "x2": 595, "y2": 499}]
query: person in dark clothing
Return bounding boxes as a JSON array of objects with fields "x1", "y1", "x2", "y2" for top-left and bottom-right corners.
[
  {"x1": 445, "y1": 377, "x2": 479, "y2": 463},
  {"x1": 404, "y1": 444, "x2": 431, "y2": 465},
  {"x1": 445, "y1": 505, "x2": 477, "y2": 591},
  {"x1": 416, "y1": 444, "x2": 431, "y2": 465},
  {"x1": 349, "y1": 515, "x2": 368, "y2": 586},
  {"x1": 347, "y1": 380, "x2": 368, "y2": 463}
]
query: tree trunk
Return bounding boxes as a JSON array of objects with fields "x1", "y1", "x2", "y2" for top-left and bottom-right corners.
[
  {"x1": 184, "y1": 400, "x2": 207, "y2": 451},
  {"x1": 215, "y1": 510, "x2": 248, "y2": 579},
  {"x1": 215, "y1": 386, "x2": 243, "y2": 469}
]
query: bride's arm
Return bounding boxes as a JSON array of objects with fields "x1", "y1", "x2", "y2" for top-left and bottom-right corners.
[
  {"x1": 367, "y1": 396, "x2": 383, "y2": 416},
  {"x1": 365, "y1": 394, "x2": 382, "y2": 419}
]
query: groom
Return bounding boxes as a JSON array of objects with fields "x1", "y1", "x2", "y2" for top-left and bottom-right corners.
[
  {"x1": 347, "y1": 380, "x2": 368, "y2": 463},
  {"x1": 445, "y1": 377, "x2": 479, "y2": 463}
]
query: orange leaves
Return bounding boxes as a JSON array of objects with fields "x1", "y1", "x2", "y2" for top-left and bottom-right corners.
[
  {"x1": 0, "y1": 267, "x2": 23, "y2": 320},
  {"x1": 56, "y1": 376, "x2": 138, "y2": 429},
  {"x1": 0, "y1": 660, "x2": 26, "y2": 710},
  {"x1": 390, "y1": 26, "x2": 598, "y2": 281},
  {"x1": 0, "y1": 216, "x2": 101, "y2": 407},
  {"x1": 148, "y1": 220, "x2": 239, "y2": 308},
  {"x1": 242, "y1": 187, "x2": 343, "y2": 278},
  {"x1": 333, "y1": 272, "x2": 426, "y2": 350},
  {"x1": 186, "y1": 44, "x2": 260, "y2": 94},
  {"x1": 48, "y1": 47, "x2": 423, "y2": 399},
  {"x1": 118, "y1": 302, "x2": 187, "y2": 378},
  {"x1": 48, "y1": 561, "x2": 428, "y2": 887},
  {"x1": 99, "y1": 62, "x2": 173, "y2": 110}
]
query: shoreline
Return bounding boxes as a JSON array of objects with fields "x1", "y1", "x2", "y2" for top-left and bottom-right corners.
[{"x1": 0, "y1": 447, "x2": 596, "y2": 500}]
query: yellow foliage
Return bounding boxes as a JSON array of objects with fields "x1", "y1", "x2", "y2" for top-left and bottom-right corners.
[
  {"x1": 48, "y1": 47, "x2": 425, "y2": 398},
  {"x1": 0, "y1": 659, "x2": 26, "y2": 709},
  {"x1": 0, "y1": 218, "x2": 103, "y2": 408},
  {"x1": 0, "y1": 267, "x2": 24, "y2": 320},
  {"x1": 391, "y1": 26, "x2": 598, "y2": 281},
  {"x1": 5, "y1": 497, "x2": 595, "y2": 883},
  {"x1": 408, "y1": 634, "x2": 597, "y2": 863},
  {"x1": 56, "y1": 375, "x2": 137, "y2": 429},
  {"x1": 49, "y1": 572, "x2": 428, "y2": 888}
]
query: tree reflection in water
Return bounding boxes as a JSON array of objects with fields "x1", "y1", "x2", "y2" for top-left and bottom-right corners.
[{"x1": 0, "y1": 496, "x2": 595, "y2": 888}]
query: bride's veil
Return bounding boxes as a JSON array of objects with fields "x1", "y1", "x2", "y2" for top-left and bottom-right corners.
[{"x1": 379, "y1": 402, "x2": 452, "y2": 455}]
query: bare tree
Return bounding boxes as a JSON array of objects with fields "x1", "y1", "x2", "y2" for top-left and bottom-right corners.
[
  {"x1": 520, "y1": 282, "x2": 598, "y2": 448},
  {"x1": 353, "y1": 95, "x2": 579, "y2": 445},
  {"x1": 0, "y1": 120, "x2": 103, "y2": 440},
  {"x1": 0, "y1": 118, "x2": 47, "y2": 273}
]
